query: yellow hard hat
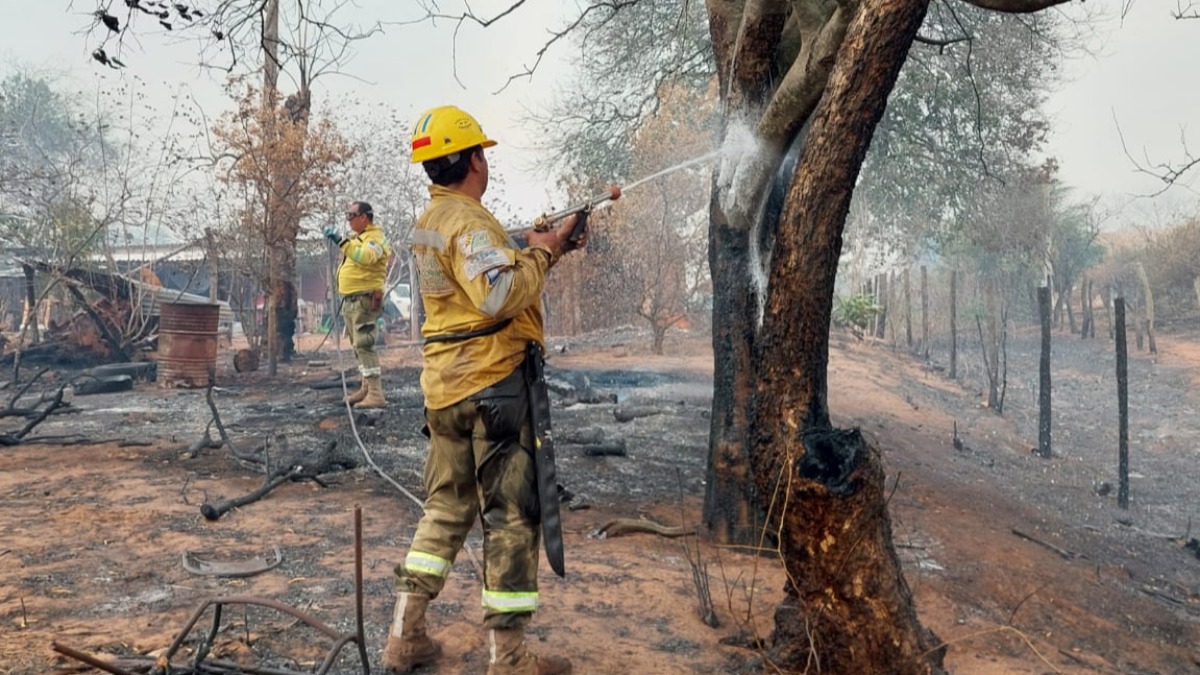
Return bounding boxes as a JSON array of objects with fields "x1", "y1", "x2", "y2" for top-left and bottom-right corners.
[{"x1": 410, "y1": 105, "x2": 497, "y2": 164}]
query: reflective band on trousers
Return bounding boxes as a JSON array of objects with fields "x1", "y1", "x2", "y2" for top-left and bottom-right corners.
[
  {"x1": 482, "y1": 590, "x2": 538, "y2": 613},
  {"x1": 405, "y1": 551, "x2": 452, "y2": 578}
]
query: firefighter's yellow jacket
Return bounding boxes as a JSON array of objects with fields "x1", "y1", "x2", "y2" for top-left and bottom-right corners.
[
  {"x1": 336, "y1": 223, "x2": 391, "y2": 295},
  {"x1": 413, "y1": 185, "x2": 559, "y2": 409}
]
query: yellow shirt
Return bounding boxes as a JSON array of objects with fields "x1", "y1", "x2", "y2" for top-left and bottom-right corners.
[
  {"x1": 336, "y1": 223, "x2": 391, "y2": 295},
  {"x1": 413, "y1": 185, "x2": 558, "y2": 409}
]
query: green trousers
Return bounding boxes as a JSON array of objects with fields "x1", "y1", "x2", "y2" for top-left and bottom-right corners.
[
  {"x1": 341, "y1": 293, "x2": 382, "y2": 377},
  {"x1": 395, "y1": 367, "x2": 541, "y2": 629}
]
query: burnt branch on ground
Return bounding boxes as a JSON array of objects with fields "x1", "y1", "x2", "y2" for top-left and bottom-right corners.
[
  {"x1": 197, "y1": 438, "x2": 361, "y2": 520},
  {"x1": 0, "y1": 383, "x2": 70, "y2": 446}
]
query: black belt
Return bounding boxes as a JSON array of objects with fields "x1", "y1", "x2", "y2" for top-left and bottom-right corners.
[{"x1": 423, "y1": 318, "x2": 512, "y2": 345}]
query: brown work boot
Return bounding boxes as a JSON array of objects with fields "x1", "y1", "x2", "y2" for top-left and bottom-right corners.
[
  {"x1": 382, "y1": 593, "x2": 441, "y2": 673},
  {"x1": 487, "y1": 628, "x2": 572, "y2": 675},
  {"x1": 344, "y1": 379, "x2": 368, "y2": 405},
  {"x1": 355, "y1": 375, "x2": 387, "y2": 408}
]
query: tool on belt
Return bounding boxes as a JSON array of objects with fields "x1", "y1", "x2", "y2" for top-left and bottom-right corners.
[
  {"x1": 523, "y1": 340, "x2": 565, "y2": 577},
  {"x1": 532, "y1": 185, "x2": 621, "y2": 249}
]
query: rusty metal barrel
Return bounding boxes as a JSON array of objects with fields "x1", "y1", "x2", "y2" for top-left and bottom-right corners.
[{"x1": 159, "y1": 302, "x2": 220, "y2": 387}]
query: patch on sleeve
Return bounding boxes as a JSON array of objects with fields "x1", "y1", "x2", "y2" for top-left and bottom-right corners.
[
  {"x1": 367, "y1": 241, "x2": 384, "y2": 257},
  {"x1": 462, "y1": 247, "x2": 510, "y2": 281},
  {"x1": 458, "y1": 229, "x2": 497, "y2": 257},
  {"x1": 416, "y1": 253, "x2": 453, "y2": 295}
]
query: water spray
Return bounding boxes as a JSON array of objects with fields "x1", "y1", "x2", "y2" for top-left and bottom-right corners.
[{"x1": 520, "y1": 148, "x2": 726, "y2": 245}]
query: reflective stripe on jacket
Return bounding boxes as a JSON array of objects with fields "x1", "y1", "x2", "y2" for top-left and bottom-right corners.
[
  {"x1": 336, "y1": 223, "x2": 391, "y2": 295},
  {"x1": 413, "y1": 184, "x2": 557, "y2": 409}
]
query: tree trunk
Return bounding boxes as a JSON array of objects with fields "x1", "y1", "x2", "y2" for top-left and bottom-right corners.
[
  {"x1": 703, "y1": 187, "x2": 764, "y2": 547},
  {"x1": 21, "y1": 264, "x2": 38, "y2": 345},
  {"x1": 1102, "y1": 285, "x2": 1113, "y2": 339},
  {"x1": 984, "y1": 276, "x2": 1000, "y2": 409},
  {"x1": 874, "y1": 272, "x2": 887, "y2": 339},
  {"x1": 920, "y1": 264, "x2": 928, "y2": 358},
  {"x1": 904, "y1": 267, "x2": 912, "y2": 348},
  {"x1": 949, "y1": 269, "x2": 957, "y2": 380},
  {"x1": 749, "y1": 1, "x2": 944, "y2": 671},
  {"x1": 1037, "y1": 286, "x2": 1052, "y2": 458},
  {"x1": 1115, "y1": 297, "x2": 1129, "y2": 509}
]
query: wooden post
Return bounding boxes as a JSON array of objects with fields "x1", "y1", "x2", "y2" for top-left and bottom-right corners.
[
  {"x1": 1115, "y1": 298, "x2": 1129, "y2": 510},
  {"x1": 903, "y1": 267, "x2": 912, "y2": 349},
  {"x1": 949, "y1": 269, "x2": 957, "y2": 379},
  {"x1": 1038, "y1": 286, "x2": 1052, "y2": 458},
  {"x1": 1145, "y1": 318, "x2": 1157, "y2": 355}
]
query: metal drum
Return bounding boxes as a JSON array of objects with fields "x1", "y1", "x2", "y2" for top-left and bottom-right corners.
[{"x1": 159, "y1": 302, "x2": 220, "y2": 387}]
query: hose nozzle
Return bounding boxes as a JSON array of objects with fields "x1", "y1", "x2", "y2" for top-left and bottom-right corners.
[{"x1": 533, "y1": 185, "x2": 621, "y2": 231}]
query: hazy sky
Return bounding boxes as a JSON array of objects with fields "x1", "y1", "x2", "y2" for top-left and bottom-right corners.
[{"x1": 1, "y1": 1, "x2": 1197, "y2": 227}]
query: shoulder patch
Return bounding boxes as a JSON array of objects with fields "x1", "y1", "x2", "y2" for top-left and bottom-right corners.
[
  {"x1": 463, "y1": 248, "x2": 510, "y2": 281},
  {"x1": 458, "y1": 229, "x2": 497, "y2": 256}
]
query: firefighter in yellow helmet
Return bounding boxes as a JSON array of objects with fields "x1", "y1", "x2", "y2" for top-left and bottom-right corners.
[{"x1": 381, "y1": 105, "x2": 582, "y2": 675}]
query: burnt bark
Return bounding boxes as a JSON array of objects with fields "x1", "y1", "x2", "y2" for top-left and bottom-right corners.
[
  {"x1": 1115, "y1": 298, "x2": 1129, "y2": 509},
  {"x1": 904, "y1": 267, "x2": 913, "y2": 348},
  {"x1": 703, "y1": 186, "x2": 764, "y2": 547},
  {"x1": 749, "y1": 1, "x2": 944, "y2": 671},
  {"x1": 1037, "y1": 286, "x2": 1052, "y2": 458},
  {"x1": 949, "y1": 269, "x2": 958, "y2": 379},
  {"x1": 22, "y1": 264, "x2": 38, "y2": 345},
  {"x1": 701, "y1": 0, "x2": 787, "y2": 548}
]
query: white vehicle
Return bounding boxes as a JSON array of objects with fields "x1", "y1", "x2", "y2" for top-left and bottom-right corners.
[{"x1": 385, "y1": 283, "x2": 413, "y2": 327}]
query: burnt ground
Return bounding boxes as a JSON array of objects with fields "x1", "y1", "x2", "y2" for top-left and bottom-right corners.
[{"x1": 1, "y1": 325, "x2": 1199, "y2": 674}]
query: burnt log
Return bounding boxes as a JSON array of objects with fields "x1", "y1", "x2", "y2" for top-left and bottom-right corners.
[
  {"x1": 613, "y1": 406, "x2": 662, "y2": 423},
  {"x1": 582, "y1": 440, "x2": 627, "y2": 457}
]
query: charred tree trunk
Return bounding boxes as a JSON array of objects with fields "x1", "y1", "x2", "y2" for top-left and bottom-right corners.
[
  {"x1": 272, "y1": 247, "x2": 298, "y2": 362},
  {"x1": 920, "y1": 264, "x2": 928, "y2": 358},
  {"x1": 984, "y1": 276, "x2": 1000, "y2": 409},
  {"x1": 874, "y1": 272, "x2": 887, "y2": 339},
  {"x1": 1084, "y1": 275, "x2": 1094, "y2": 338},
  {"x1": 949, "y1": 269, "x2": 958, "y2": 380},
  {"x1": 1037, "y1": 286, "x2": 1052, "y2": 458},
  {"x1": 703, "y1": 186, "x2": 764, "y2": 547},
  {"x1": 273, "y1": 88, "x2": 311, "y2": 363},
  {"x1": 1115, "y1": 297, "x2": 1129, "y2": 509},
  {"x1": 22, "y1": 264, "x2": 38, "y2": 345},
  {"x1": 750, "y1": 1, "x2": 944, "y2": 671},
  {"x1": 904, "y1": 267, "x2": 913, "y2": 348},
  {"x1": 1102, "y1": 285, "x2": 1113, "y2": 340},
  {"x1": 1061, "y1": 281, "x2": 1076, "y2": 334}
]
